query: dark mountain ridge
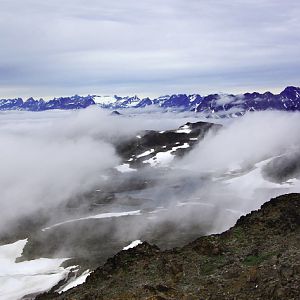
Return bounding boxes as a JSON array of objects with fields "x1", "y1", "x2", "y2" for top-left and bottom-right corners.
[{"x1": 37, "y1": 193, "x2": 300, "y2": 300}]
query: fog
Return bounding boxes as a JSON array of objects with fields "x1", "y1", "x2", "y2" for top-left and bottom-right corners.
[
  {"x1": 0, "y1": 108, "x2": 205, "y2": 233},
  {"x1": 110, "y1": 110, "x2": 300, "y2": 238},
  {"x1": 0, "y1": 108, "x2": 299, "y2": 245},
  {"x1": 181, "y1": 111, "x2": 300, "y2": 173},
  {"x1": 0, "y1": 110, "x2": 118, "y2": 231},
  {"x1": 174, "y1": 111, "x2": 300, "y2": 222}
]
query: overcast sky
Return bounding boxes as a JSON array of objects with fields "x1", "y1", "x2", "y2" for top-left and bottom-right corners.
[{"x1": 0, "y1": 0, "x2": 300, "y2": 99}]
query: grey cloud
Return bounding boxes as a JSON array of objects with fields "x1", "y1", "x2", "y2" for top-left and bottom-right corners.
[{"x1": 0, "y1": 0, "x2": 300, "y2": 98}]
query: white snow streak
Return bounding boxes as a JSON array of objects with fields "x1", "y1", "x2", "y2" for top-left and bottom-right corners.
[
  {"x1": 42, "y1": 210, "x2": 141, "y2": 231},
  {"x1": 136, "y1": 149, "x2": 155, "y2": 158},
  {"x1": 59, "y1": 269, "x2": 91, "y2": 293}
]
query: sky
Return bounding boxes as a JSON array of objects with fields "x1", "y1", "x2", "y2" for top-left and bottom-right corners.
[{"x1": 0, "y1": 0, "x2": 300, "y2": 99}]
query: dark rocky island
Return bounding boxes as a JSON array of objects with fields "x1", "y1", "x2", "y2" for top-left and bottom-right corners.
[{"x1": 37, "y1": 193, "x2": 300, "y2": 300}]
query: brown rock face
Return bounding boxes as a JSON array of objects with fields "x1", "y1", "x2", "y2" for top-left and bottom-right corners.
[{"x1": 37, "y1": 193, "x2": 300, "y2": 300}]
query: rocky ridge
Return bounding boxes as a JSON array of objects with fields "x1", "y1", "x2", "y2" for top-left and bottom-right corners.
[{"x1": 37, "y1": 193, "x2": 300, "y2": 300}]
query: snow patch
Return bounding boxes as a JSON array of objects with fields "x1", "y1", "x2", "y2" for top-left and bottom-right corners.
[
  {"x1": 0, "y1": 240, "x2": 69, "y2": 300},
  {"x1": 143, "y1": 151, "x2": 174, "y2": 167},
  {"x1": 115, "y1": 163, "x2": 136, "y2": 173},
  {"x1": 123, "y1": 240, "x2": 142, "y2": 250},
  {"x1": 224, "y1": 159, "x2": 293, "y2": 198},
  {"x1": 143, "y1": 143, "x2": 190, "y2": 167},
  {"x1": 176, "y1": 125, "x2": 192, "y2": 134},
  {"x1": 93, "y1": 95, "x2": 117, "y2": 105},
  {"x1": 172, "y1": 143, "x2": 190, "y2": 151}
]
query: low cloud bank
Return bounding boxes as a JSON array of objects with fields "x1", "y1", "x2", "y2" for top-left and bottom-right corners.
[
  {"x1": 181, "y1": 111, "x2": 300, "y2": 173},
  {"x1": 1, "y1": 109, "x2": 299, "y2": 241},
  {"x1": 0, "y1": 110, "x2": 118, "y2": 231},
  {"x1": 0, "y1": 108, "x2": 205, "y2": 233}
]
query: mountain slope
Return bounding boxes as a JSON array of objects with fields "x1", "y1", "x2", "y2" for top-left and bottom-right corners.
[{"x1": 37, "y1": 193, "x2": 300, "y2": 300}]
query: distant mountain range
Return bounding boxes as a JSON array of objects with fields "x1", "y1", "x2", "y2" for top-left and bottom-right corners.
[
  {"x1": 1, "y1": 86, "x2": 300, "y2": 117},
  {"x1": 0, "y1": 95, "x2": 95, "y2": 111}
]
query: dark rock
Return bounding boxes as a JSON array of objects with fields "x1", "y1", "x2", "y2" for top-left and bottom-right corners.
[{"x1": 37, "y1": 193, "x2": 300, "y2": 300}]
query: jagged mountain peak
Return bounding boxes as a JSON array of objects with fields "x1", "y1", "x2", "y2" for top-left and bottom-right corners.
[
  {"x1": 280, "y1": 86, "x2": 300, "y2": 99},
  {"x1": 1, "y1": 86, "x2": 300, "y2": 115}
]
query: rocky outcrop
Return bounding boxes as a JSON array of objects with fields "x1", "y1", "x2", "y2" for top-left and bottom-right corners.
[
  {"x1": 37, "y1": 193, "x2": 300, "y2": 300},
  {"x1": 116, "y1": 121, "x2": 221, "y2": 167}
]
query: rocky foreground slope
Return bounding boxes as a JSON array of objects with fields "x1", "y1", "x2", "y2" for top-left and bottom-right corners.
[{"x1": 38, "y1": 193, "x2": 300, "y2": 300}]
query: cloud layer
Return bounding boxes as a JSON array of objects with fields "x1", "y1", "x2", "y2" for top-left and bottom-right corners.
[
  {"x1": 181, "y1": 111, "x2": 300, "y2": 173},
  {"x1": 1, "y1": 109, "x2": 299, "y2": 263},
  {"x1": 0, "y1": 109, "x2": 119, "y2": 230},
  {"x1": 0, "y1": 0, "x2": 300, "y2": 98},
  {"x1": 0, "y1": 108, "x2": 206, "y2": 232}
]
